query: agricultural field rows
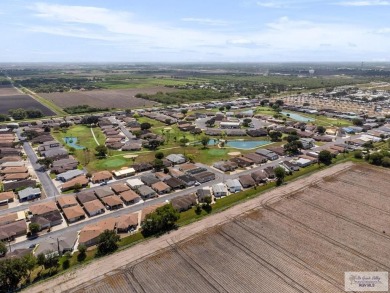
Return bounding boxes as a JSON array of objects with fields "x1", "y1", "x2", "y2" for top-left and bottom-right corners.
[{"x1": 70, "y1": 165, "x2": 390, "y2": 293}]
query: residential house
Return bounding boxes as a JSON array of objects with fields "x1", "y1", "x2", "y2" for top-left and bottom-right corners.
[
  {"x1": 94, "y1": 186, "x2": 115, "y2": 199},
  {"x1": 30, "y1": 210, "x2": 63, "y2": 230},
  {"x1": 295, "y1": 158, "x2": 312, "y2": 167},
  {"x1": 165, "y1": 177, "x2": 186, "y2": 190},
  {"x1": 141, "y1": 203, "x2": 165, "y2": 222},
  {"x1": 0, "y1": 191, "x2": 15, "y2": 204},
  {"x1": 193, "y1": 171, "x2": 215, "y2": 183},
  {"x1": 196, "y1": 188, "x2": 212, "y2": 203},
  {"x1": 267, "y1": 146, "x2": 286, "y2": 157},
  {"x1": 61, "y1": 175, "x2": 89, "y2": 192},
  {"x1": 101, "y1": 195, "x2": 124, "y2": 210},
  {"x1": 166, "y1": 154, "x2": 186, "y2": 165},
  {"x1": 116, "y1": 213, "x2": 138, "y2": 233},
  {"x1": 0, "y1": 220, "x2": 27, "y2": 241},
  {"x1": 255, "y1": 149, "x2": 279, "y2": 161},
  {"x1": 112, "y1": 168, "x2": 136, "y2": 179},
  {"x1": 140, "y1": 174, "x2": 160, "y2": 186},
  {"x1": 212, "y1": 183, "x2": 228, "y2": 198},
  {"x1": 225, "y1": 179, "x2": 242, "y2": 193},
  {"x1": 3, "y1": 173, "x2": 30, "y2": 181},
  {"x1": 91, "y1": 171, "x2": 113, "y2": 184},
  {"x1": 213, "y1": 161, "x2": 238, "y2": 172},
  {"x1": 230, "y1": 157, "x2": 254, "y2": 168},
  {"x1": 243, "y1": 153, "x2": 268, "y2": 164},
  {"x1": 264, "y1": 167, "x2": 276, "y2": 179},
  {"x1": 111, "y1": 183, "x2": 130, "y2": 194},
  {"x1": 51, "y1": 157, "x2": 79, "y2": 174},
  {"x1": 168, "y1": 167, "x2": 185, "y2": 178},
  {"x1": 127, "y1": 178, "x2": 144, "y2": 189},
  {"x1": 119, "y1": 190, "x2": 140, "y2": 205},
  {"x1": 171, "y1": 194, "x2": 197, "y2": 212},
  {"x1": 4, "y1": 180, "x2": 37, "y2": 192},
  {"x1": 281, "y1": 161, "x2": 300, "y2": 172},
  {"x1": 42, "y1": 148, "x2": 69, "y2": 160},
  {"x1": 76, "y1": 190, "x2": 97, "y2": 204},
  {"x1": 137, "y1": 185, "x2": 157, "y2": 199},
  {"x1": 57, "y1": 195, "x2": 78, "y2": 210},
  {"x1": 177, "y1": 174, "x2": 197, "y2": 187},
  {"x1": 251, "y1": 170, "x2": 268, "y2": 184},
  {"x1": 155, "y1": 172, "x2": 171, "y2": 182},
  {"x1": 62, "y1": 205, "x2": 86, "y2": 223},
  {"x1": 179, "y1": 163, "x2": 207, "y2": 175},
  {"x1": 35, "y1": 231, "x2": 77, "y2": 256},
  {"x1": 239, "y1": 174, "x2": 256, "y2": 188},
  {"x1": 56, "y1": 169, "x2": 85, "y2": 182},
  {"x1": 300, "y1": 138, "x2": 315, "y2": 149},
  {"x1": 29, "y1": 201, "x2": 58, "y2": 216},
  {"x1": 132, "y1": 162, "x2": 153, "y2": 172},
  {"x1": 1, "y1": 166, "x2": 28, "y2": 175},
  {"x1": 151, "y1": 181, "x2": 171, "y2": 195},
  {"x1": 83, "y1": 199, "x2": 105, "y2": 217},
  {"x1": 78, "y1": 218, "x2": 117, "y2": 247}
]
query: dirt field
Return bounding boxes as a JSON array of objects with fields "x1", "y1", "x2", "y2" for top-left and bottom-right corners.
[
  {"x1": 40, "y1": 87, "x2": 178, "y2": 109},
  {"x1": 27, "y1": 162, "x2": 390, "y2": 293},
  {"x1": 0, "y1": 86, "x2": 56, "y2": 116}
]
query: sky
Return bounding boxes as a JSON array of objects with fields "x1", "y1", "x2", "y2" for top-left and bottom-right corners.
[{"x1": 0, "y1": 0, "x2": 390, "y2": 62}]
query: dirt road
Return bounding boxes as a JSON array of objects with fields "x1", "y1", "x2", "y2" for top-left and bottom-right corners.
[{"x1": 26, "y1": 162, "x2": 354, "y2": 293}]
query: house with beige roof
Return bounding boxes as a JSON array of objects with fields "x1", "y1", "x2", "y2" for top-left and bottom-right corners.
[
  {"x1": 116, "y1": 213, "x2": 138, "y2": 233},
  {"x1": 119, "y1": 190, "x2": 140, "y2": 205},
  {"x1": 83, "y1": 199, "x2": 105, "y2": 217},
  {"x1": 101, "y1": 195, "x2": 123, "y2": 210},
  {"x1": 29, "y1": 201, "x2": 58, "y2": 216},
  {"x1": 78, "y1": 218, "x2": 117, "y2": 247},
  {"x1": 57, "y1": 195, "x2": 78, "y2": 210},
  {"x1": 91, "y1": 171, "x2": 113, "y2": 184},
  {"x1": 62, "y1": 205, "x2": 86, "y2": 223}
]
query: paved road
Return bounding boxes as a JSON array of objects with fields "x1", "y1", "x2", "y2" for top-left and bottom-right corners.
[{"x1": 15, "y1": 129, "x2": 60, "y2": 198}]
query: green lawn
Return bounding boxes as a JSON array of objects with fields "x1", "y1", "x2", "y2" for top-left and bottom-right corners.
[{"x1": 94, "y1": 77, "x2": 201, "y2": 90}]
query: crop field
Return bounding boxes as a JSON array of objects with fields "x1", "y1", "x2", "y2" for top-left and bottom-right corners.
[
  {"x1": 0, "y1": 86, "x2": 56, "y2": 115},
  {"x1": 40, "y1": 87, "x2": 178, "y2": 109},
  {"x1": 71, "y1": 164, "x2": 390, "y2": 293}
]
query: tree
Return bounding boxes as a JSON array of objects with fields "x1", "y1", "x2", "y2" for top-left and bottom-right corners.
[
  {"x1": 81, "y1": 115, "x2": 99, "y2": 125},
  {"x1": 95, "y1": 145, "x2": 108, "y2": 158},
  {"x1": 155, "y1": 151, "x2": 164, "y2": 160},
  {"x1": 29, "y1": 222, "x2": 40, "y2": 235},
  {"x1": 200, "y1": 135, "x2": 210, "y2": 149},
  {"x1": 0, "y1": 257, "x2": 28, "y2": 291},
  {"x1": 269, "y1": 131, "x2": 282, "y2": 142},
  {"x1": 153, "y1": 158, "x2": 164, "y2": 172},
  {"x1": 219, "y1": 106, "x2": 225, "y2": 112},
  {"x1": 316, "y1": 125, "x2": 326, "y2": 134},
  {"x1": 36, "y1": 158, "x2": 53, "y2": 170},
  {"x1": 96, "y1": 230, "x2": 120, "y2": 256},
  {"x1": 77, "y1": 244, "x2": 87, "y2": 262},
  {"x1": 369, "y1": 152, "x2": 384, "y2": 165},
  {"x1": 275, "y1": 99, "x2": 284, "y2": 107},
  {"x1": 284, "y1": 141, "x2": 303, "y2": 155},
  {"x1": 23, "y1": 253, "x2": 37, "y2": 280},
  {"x1": 274, "y1": 166, "x2": 286, "y2": 186},
  {"x1": 318, "y1": 150, "x2": 333, "y2": 166},
  {"x1": 205, "y1": 119, "x2": 215, "y2": 127},
  {"x1": 179, "y1": 137, "x2": 189, "y2": 146},
  {"x1": 69, "y1": 147, "x2": 76, "y2": 154},
  {"x1": 226, "y1": 105, "x2": 231, "y2": 110},
  {"x1": 381, "y1": 156, "x2": 390, "y2": 167},
  {"x1": 353, "y1": 150, "x2": 363, "y2": 159},
  {"x1": 181, "y1": 109, "x2": 188, "y2": 115},
  {"x1": 73, "y1": 183, "x2": 82, "y2": 191},
  {"x1": 202, "y1": 196, "x2": 212, "y2": 213},
  {"x1": 242, "y1": 118, "x2": 252, "y2": 127},
  {"x1": 352, "y1": 118, "x2": 363, "y2": 126},
  {"x1": 26, "y1": 109, "x2": 43, "y2": 118},
  {"x1": 43, "y1": 252, "x2": 59, "y2": 275},
  {"x1": 0, "y1": 114, "x2": 10, "y2": 122},
  {"x1": 148, "y1": 139, "x2": 162, "y2": 150},
  {"x1": 0, "y1": 241, "x2": 7, "y2": 257},
  {"x1": 286, "y1": 134, "x2": 299, "y2": 143},
  {"x1": 142, "y1": 204, "x2": 180, "y2": 236},
  {"x1": 37, "y1": 253, "x2": 46, "y2": 271},
  {"x1": 140, "y1": 122, "x2": 152, "y2": 130},
  {"x1": 8, "y1": 108, "x2": 27, "y2": 120}
]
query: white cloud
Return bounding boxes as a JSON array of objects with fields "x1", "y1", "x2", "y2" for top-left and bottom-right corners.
[
  {"x1": 257, "y1": 1, "x2": 286, "y2": 8},
  {"x1": 181, "y1": 18, "x2": 228, "y2": 26},
  {"x1": 337, "y1": 0, "x2": 390, "y2": 6},
  {"x1": 26, "y1": 3, "x2": 390, "y2": 61}
]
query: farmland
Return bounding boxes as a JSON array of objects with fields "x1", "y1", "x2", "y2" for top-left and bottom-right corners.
[
  {"x1": 39, "y1": 87, "x2": 177, "y2": 109},
  {"x1": 0, "y1": 85, "x2": 56, "y2": 116},
  {"x1": 69, "y1": 164, "x2": 390, "y2": 293}
]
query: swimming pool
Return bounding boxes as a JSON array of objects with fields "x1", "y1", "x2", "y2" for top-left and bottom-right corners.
[
  {"x1": 281, "y1": 111, "x2": 315, "y2": 122},
  {"x1": 63, "y1": 137, "x2": 85, "y2": 150}
]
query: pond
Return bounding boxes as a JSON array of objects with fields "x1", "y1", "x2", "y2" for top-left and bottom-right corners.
[
  {"x1": 281, "y1": 111, "x2": 315, "y2": 122},
  {"x1": 63, "y1": 137, "x2": 85, "y2": 150},
  {"x1": 209, "y1": 139, "x2": 271, "y2": 150}
]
